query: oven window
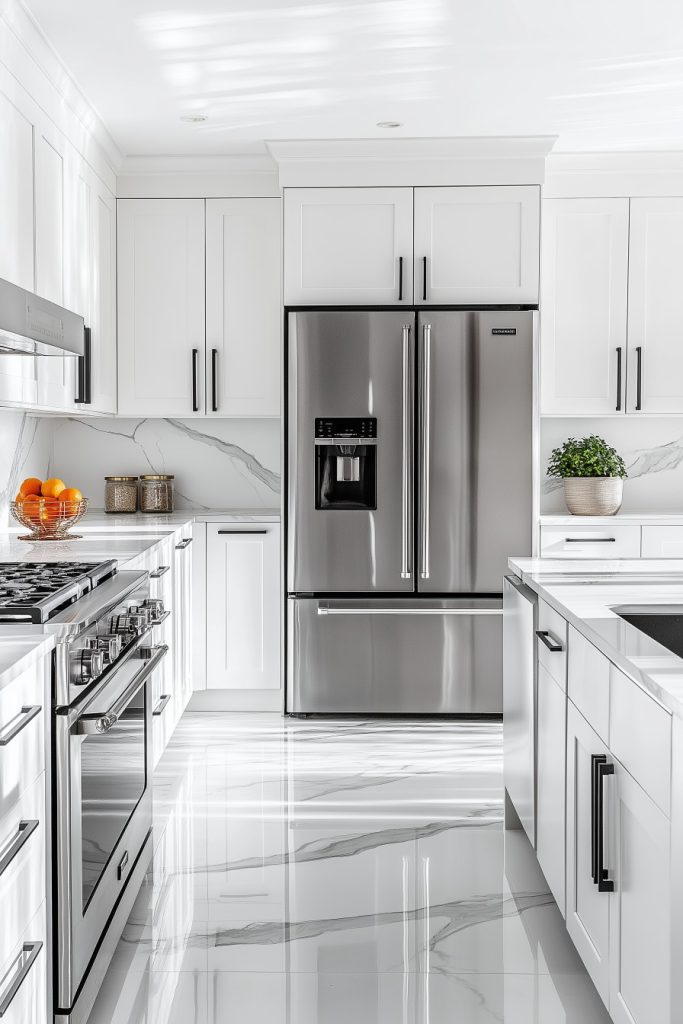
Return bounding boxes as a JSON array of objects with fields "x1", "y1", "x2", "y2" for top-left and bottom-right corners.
[{"x1": 81, "y1": 688, "x2": 147, "y2": 909}]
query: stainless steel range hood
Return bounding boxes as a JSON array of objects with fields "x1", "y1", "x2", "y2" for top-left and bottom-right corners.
[{"x1": 0, "y1": 276, "x2": 84, "y2": 357}]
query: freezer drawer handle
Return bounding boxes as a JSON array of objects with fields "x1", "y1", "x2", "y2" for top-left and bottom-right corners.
[
  {"x1": 420, "y1": 322, "x2": 432, "y2": 580},
  {"x1": 401, "y1": 324, "x2": 412, "y2": 579},
  {"x1": 0, "y1": 705, "x2": 41, "y2": 747},
  {"x1": 317, "y1": 606, "x2": 503, "y2": 616},
  {"x1": 0, "y1": 941, "x2": 42, "y2": 1017},
  {"x1": 535, "y1": 630, "x2": 564, "y2": 653}
]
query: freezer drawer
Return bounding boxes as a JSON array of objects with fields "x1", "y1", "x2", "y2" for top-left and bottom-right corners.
[{"x1": 287, "y1": 597, "x2": 503, "y2": 714}]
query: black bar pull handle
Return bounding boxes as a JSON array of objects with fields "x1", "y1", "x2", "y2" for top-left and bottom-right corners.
[
  {"x1": 217, "y1": 529, "x2": 268, "y2": 535},
  {"x1": 192, "y1": 348, "x2": 199, "y2": 412},
  {"x1": 153, "y1": 694, "x2": 171, "y2": 717},
  {"x1": 536, "y1": 630, "x2": 564, "y2": 653},
  {"x1": 615, "y1": 346, "x2": 622, "y2": 411},
  {"x1": 590, "y1": 754, "x2": 604, "y2": 884},
  {"x1": 635, "y1": 345, "x2": 642, "y2": 411},
  {"x1": 75, "y1": 326, "x2": 92, "y2": 405},
  {"x1": 565, "y1": 537, "x2": 616, "y2": 543},
  {"x1": 398, "y1": 256, "x2": 403, "y2": 301},
  {"x1": 0, "y1": 820, "x2": 38, "y2": 878},
  {"x1": 597, "y1": 760, "x2": 614, "y2": 892},
  {"x1": 211, "y1": 348, "x2": 218, "y2": 412},
  {"x1": 0, "y1": 941, "x2": 42, "y2": 1016},
  {"x1": 0, "y1": 706, "x2": 41, "y2": 747},
  {"x1": 422, "y1": 256, "x2": 427, "y2": 301}
]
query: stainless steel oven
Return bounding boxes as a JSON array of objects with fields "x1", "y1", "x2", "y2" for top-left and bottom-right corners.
[{"x1": 47, "y1": 569, "x2": 169, "y2": 1022}]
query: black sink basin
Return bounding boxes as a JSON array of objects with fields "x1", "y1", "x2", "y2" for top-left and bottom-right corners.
[{"x1": 616, "y1": 607, "x2": 683, "y2": 659}]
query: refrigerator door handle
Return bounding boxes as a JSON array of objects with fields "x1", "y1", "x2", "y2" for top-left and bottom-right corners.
[
  {"x1": 420, "y1": 322, "x2": 432, "y2": 580},
  {"x1": 401, "y1": 323, "x2": 412, "y2": 579},
  {"x1": 317, "y1": 605, "x2": 503, "y2": 616}
]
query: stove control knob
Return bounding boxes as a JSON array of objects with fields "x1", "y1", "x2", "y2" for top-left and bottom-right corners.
[
  {"x1": 142, "y1": 599, "x2": 164, "y2": 623},
  {"x1": 127, "y1": 611, "x2": 150, "y2": 631},
  {"x1": 110, "y1": 614, "x2": 137, "y2": 638},
  {"x1": 70, "y1": 649, "x2": 105, "y2": 686},
  {"x1": 86, "y1": 634, "x2": 122, "y2": 664}
]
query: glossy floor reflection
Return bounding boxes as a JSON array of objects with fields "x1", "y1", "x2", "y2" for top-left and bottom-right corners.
[{"x1": 86, "y1": 715, "x2": 610, "y2": 1024}]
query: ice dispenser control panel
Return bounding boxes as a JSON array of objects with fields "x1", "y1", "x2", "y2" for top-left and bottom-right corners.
[{"x1": 314, "y1": 418, "x2": 377, "y2": 510}]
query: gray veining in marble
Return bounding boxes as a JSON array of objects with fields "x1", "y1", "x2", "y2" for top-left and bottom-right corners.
[{"x1": 86, "y1": 714, "x2": 611, "y2": 1024}]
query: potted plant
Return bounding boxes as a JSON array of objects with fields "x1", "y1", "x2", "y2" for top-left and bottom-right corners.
[{"x1": 547, "y1": 435, "x2": 627, "y2": 516}]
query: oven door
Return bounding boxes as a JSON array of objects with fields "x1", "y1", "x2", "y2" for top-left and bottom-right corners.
[{"x1": 54, "y1": 641, "x2": 168, "y2": 1012}]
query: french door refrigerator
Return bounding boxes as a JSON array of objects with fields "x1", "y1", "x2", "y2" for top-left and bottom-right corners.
[{"x1": 286, "y1": 309, "x2": 534, "y2": 713}]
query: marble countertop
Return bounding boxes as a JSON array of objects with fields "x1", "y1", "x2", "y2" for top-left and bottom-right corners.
[
  {"x1": 540, "y1": 514, "x2": 683, "y2": 525},
  {"x1": 0, "y1": 633, "x2": 55, "y2": 692},
  {"x1": 509, "y1": 556, "x2": 683, "y2": 719}
]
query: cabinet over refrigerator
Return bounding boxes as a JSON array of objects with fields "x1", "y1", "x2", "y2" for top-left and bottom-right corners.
[{"x1": 286, "y1": 309, "x2": 535, "y2": 713}]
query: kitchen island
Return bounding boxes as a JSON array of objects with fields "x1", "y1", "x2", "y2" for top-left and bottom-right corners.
[{"x1": 505, "y1": 556, "x2": 683, "y2": 1024}]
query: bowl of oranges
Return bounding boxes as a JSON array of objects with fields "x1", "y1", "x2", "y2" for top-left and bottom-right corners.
[{"x1": 11, "y1": 478, "x2": 87, "y2": 541}]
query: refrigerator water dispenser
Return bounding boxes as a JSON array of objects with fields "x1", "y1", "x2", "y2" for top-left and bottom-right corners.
[{"x1": 314, "y1": 417, "x2": 377, "y2": 510}]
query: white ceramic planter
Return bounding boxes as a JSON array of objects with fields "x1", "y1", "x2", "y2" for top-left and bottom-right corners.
[{"x1": 563, "y1": 477, "x2": 624, "y2": 516}]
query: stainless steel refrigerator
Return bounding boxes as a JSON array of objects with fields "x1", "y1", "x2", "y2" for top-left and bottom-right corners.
[{"x1": 286, "y1": 309, "x2": 535, "y2": 714}]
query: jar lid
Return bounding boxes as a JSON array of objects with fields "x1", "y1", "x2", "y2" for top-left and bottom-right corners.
[
  {"x1": 105, "y1": 475, "x2": 138, "y2": 481},
  {"x1": 139, "y1": 474, "x2": 175, "y2": 481}
]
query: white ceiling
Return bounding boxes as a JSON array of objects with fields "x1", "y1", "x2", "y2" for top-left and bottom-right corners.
[{"x1": 25, "y1": 0, "x2": 683, "y2": 158}]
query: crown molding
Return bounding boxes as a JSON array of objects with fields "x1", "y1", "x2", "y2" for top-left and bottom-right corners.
[
  {"x1": 267, "y1": 136, "x2": 558, "y2": 187},
  {"x1": 545, "y1": 151, "x2": 683, "y2": 197},
  {"x1": 116, "y1": 154, "x2": 280, "y2": 199}
]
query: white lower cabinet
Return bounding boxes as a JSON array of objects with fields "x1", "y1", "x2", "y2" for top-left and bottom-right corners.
[
  {"x1": 536, "y1": 664, "x2": 566, "y2": 916},
  {"x1": 173, "y1": 525, "x2": 194, "y2": 713},
  {"x1": 206, "y1": 523, "x2": 280, "y2": 690}
]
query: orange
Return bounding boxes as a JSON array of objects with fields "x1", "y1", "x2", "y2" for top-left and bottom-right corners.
[
  {"x1": 41, "y1": 478, "x2": 66, "y2": 499},
  {"x1": 20, "y1": 495, "x2": 44, "y2": 523},
  {"x1": 19, "y1": 477, "x2": 42, "y2": 497},
  {"x1": 59, "y1": 488, "x2": 83, "y2": 504}
]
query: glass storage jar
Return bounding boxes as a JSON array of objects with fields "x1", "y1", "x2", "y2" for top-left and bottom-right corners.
[
  {"x1": 104, "y1": 476, "x2": 138, "y2": 513},
  {"x1": 139, "y1": 474, "x2": 174, "y2": 513}
]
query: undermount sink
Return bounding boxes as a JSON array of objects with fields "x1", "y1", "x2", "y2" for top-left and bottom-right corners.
[{"x1": 615, "y1": 606, "x2": 683, "y2": 659}]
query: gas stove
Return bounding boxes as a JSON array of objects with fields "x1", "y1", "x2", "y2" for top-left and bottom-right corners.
[{"x1": 0, "y1": 560, "x2": 117, "y2": 623}]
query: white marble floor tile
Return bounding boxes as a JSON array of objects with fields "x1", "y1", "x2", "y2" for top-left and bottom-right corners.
[{"x1": 86, "y1": 713, "x2": 610, "y2": 1024}]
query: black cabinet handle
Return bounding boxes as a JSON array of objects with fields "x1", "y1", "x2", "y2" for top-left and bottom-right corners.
[
  {"x1": 615, "y1": 346, "x2": 622, "y2": 411},
  {"x1": 175, "y1": 538, "x2": 193, "y2": 549},
  {"x1": 0, "y1": 941, "x2": 42, "y2": 1016},
  {"x1": 590, "y1": 754, "x2": 604, "y2": 884},
  {"x1": 191, "y1": 349, "x2": 199, "y2": 412},
  {"x1": 422, "y1": 256, "x2": 427, "y2": 301},
  {"x1": 150, "y1": 565, "x2": 170, "y2": 579},
  {"x1": 217, "y1": 529, "x2": 267, "y2": 535},
  {"x1": 597, "y1": 760, "x2": 614, "y2": 892},
  {"x1": 398, "y1": 256, "x2": 404, "y2": 301},
  {"x1": 153, "y1": 694, "x2": 171, "y2": 717},
  {"x1": 75, "y1": 326, "x2": 92, "y2": 405},
  {"x1": 536, "y1": 629, "x2": 564, "y2": 653},
  {"x1": 635, "y1": 345, "x2": 642, "y2": 411},
  {"x1": 0, "y1": 820, "x2": 38, "y2": 878},
  {"x1": 211, "y1": 348, "x2": 218, "y2": 412},
  {"x1": 0, "y1": 706, "x2": 41, "y2": 747},
  {"x1": 565, "y1": 537, "x2": 616, "y2": 543}
]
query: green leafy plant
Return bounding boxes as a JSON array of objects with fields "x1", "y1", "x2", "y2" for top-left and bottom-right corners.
[{"x1": 547, "y1": 435, "x2": 627, "y2": 479}]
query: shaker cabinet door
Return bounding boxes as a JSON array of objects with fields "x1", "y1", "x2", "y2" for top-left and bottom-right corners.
[
  {"x1": 627, "y1": 198, "x2": 683, "y2": 414},
  {"x1": 283, "y1": 187, "x2": 413, "y2": 304},
  {"x1": 117, "y1": 199, "x2": 206, "y2": 416},
  {"x1": 206, "y1": 524, "x2": 280, "y2": 691},
  {"x1": 414, "y1": 185, "x2": 540, "y2": 304},
  {"x1": 540, "y1": 198, "x2": 629, "y2": 415},
  {"x1": 206, "y1": 198, "x2": 281, "y2": 416}
]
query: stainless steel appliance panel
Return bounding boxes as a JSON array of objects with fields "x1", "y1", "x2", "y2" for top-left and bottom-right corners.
[
  {"x1": 417, "y1": 311, "x2": 534, "y2": 593},
  {"x1": 287, "y1": 311, "x2": 414, "y2": 593},
  {"x1": 287, "y1": 596, "x2": 503, "y2": 713},
  {"x1": 502, "y1": 575, "x2": 537, "y2": 846}
]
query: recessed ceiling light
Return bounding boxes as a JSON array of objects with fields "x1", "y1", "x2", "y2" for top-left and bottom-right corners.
[
  {"x1": 180, "y1": 114, "x2": 208, "y2": 123},
  {"x1": 376, "y1": 121, "x2": 403, "y2": 129}
]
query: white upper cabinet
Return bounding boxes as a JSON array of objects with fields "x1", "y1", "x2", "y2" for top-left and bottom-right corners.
[
  {"x1": 90, "y1": 185, "x2": 117, "y2": 414},
  {"x1": 117, "y1": 199, "x2": 206, "y2": 416},
  {"x1": 414, "y1": 186, "x2": 540, "y2": 304},
  {"x1": 206, "y1": 199, "x2": 281, "y2": 416},
  {"x1": 540, "y1": 198, "x2": 629, "y2": 415},
  {"x1": 627, "y1": 198, "x2": 683, "y2": 414},
  {"x1": 0, "y1": 90, "x2": 34, "y2": 291},
  {"x1": 283, "y1": 187, "x2": 413, "y2": 305}
]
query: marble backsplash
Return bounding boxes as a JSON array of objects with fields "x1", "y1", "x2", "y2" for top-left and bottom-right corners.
[
  {"x1": 541, "y1": 417, "x2": 683, "y2": 513},
  {"x1": 0, "y1": 414, "x2": 281, "y2": 520}
]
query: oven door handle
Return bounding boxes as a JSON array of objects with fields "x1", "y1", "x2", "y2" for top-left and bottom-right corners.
[{"x1": 76, "y1": 644, "x2": 168, "y2": 736}]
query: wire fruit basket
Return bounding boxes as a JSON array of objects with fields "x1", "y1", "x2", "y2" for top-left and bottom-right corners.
[{"x1": 11, "y1": 498, "x2": 89, "y2": 541}]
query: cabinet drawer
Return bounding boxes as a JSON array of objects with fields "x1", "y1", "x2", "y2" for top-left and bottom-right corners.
[
  {"x1": 536, "y1": 599, "x2": 567, "y2": 691},
  {"x1": 0, "y1": 774, "x2": 46, "y2": 976},
  {"x1": 610, "y1": 667, "x2": 672, "y2": 815},
  {"x1": 0, "y1": 668, "x2": 46, "y2": 821},
  {"x1": 540, "y1": 524, "x2": 641, "y2": 559},
  {"x1": 641, "y1": 525, "x2": 683, "y2": 558},
  {"x1": 0, "y1": 902, "x2": 46, "y2": 1024},
  {"x1": 567, "y1": 627, "x2": 610, "y2": 742}
]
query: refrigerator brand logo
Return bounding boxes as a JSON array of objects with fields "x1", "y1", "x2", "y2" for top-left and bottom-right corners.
[{"x1": 491, "y1": 328, "x2": 517, "y2": 335}]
